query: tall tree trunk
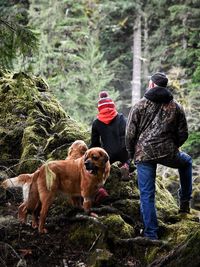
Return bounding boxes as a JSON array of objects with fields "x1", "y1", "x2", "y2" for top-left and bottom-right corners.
[
  {"x1": 182, "y1": 15, "x2": 187, "y2": 49},
  {"x1": 132, "y1": 14, "x2": 141, "y2": 106},
  {"x1": 143, "y1": 13, "x2": 148, "y2": 81}
]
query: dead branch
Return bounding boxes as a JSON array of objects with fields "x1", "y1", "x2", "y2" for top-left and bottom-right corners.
[
  {"x1": 0, "y1": 241, "x2": 22, "y2": 260},
  {"x1": 91, "y1": 205, "x2": 135, "y2": 225},
  {"x1": 69, "y1": 214, "x2": 107, "y2": 231},
  {"x1": 116, "y1": 237, "x2": 169, "y2": 248}
]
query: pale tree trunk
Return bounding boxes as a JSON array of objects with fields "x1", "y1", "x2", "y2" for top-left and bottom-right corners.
[
  {"x1": 182, "y1": 15, "x2": 187, "y2": 49},
  {"x1": 143, "y1": 13, "x2": 148, "y2": 81},
  {"x1": 132, "y1": 14, "x2": 141, "y2": 106}
]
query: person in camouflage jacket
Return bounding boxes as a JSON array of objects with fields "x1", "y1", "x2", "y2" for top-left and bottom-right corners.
[{"x1": 126, "y1": 72, "x2": 192, "y2": 240}]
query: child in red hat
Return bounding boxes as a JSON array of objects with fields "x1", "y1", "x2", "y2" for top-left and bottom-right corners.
[{"x1": 90, "y1": 91, "x2": 130, "y2": 187}]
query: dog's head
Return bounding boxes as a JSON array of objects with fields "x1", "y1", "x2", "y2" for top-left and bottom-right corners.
[
  {"x1": 84, "y1": 147, "x2": 109, "y2": 175},
  {"x1": 67, "y1": 140, "x2": 88, "y2": 160}
]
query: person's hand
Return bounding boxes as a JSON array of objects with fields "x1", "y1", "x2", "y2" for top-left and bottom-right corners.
[{"x1": 129, "y1": 159, "x2": 136, "y2": 173}]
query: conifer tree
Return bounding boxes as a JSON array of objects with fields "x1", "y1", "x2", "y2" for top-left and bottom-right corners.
[
  {"x1": 27, "y1": 0, "x2": 118, "y2": 124},
  {"x1": 0, "y1": 1, "x2": 38, "y2": 68}
]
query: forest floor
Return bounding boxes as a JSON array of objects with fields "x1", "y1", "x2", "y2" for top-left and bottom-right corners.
[
  {"x1": 0, "y1": 200, "x2": 90, "y2": 267},
  {"x1": 0, "y1": 193, "x2": 137, "y2": 267}
]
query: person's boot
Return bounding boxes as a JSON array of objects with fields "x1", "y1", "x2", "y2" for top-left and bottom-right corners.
[{"x1": 178, "y1": 201, "x2": 190, "y2": 214}]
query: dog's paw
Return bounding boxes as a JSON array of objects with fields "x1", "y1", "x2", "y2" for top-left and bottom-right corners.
[
  {"x1": 39, "y1": 227, "x2": 48, "y2": 234},
  {"x1": 32, "y1": 222, "x2": 38, "y2": 229}
]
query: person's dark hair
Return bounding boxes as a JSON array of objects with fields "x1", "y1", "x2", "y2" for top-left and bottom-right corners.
[{"x1": 151, "y1": 72, "x2": 168, "y2": 87}]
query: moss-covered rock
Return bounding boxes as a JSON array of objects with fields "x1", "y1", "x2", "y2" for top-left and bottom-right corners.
[
  {"x1": 149, "y1": 229, "x2": 200, "y2": 267},
  {"x1": 192, "y1": 184, "x2": 200, "y2": 210},
  {"x1": 0, "y1": 69, "x2": 89, "y2": 174},
  {"x1": 68, "y1": 221, "x2": 103, "y2": 250},
  {"x1": 101, "y1": 214, "x2": 135, "y2": 240},
  {"x1": 156, "y1": 176, "x2": 178, "y2": 221},
  {"x1": 112, "y1": 199, "x2": 140, "y2": 220},
  {"x1": 88, "y1": 249, "x2": 118, "y2": 267},
  {"x1": 105, "y1": 164, "x2": 139, "y2": 200}
]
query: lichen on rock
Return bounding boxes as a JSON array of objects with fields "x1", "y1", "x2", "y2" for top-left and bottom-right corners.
[{"x1": 0, "y1": 69, "x2": 89, "y2": 175}]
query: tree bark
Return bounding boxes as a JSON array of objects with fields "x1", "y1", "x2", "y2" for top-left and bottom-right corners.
[
  {"x1": 132, "y1": 15, "x2": 141, "y2": 106},
  {"x1": 143, "y1": 13, "x2": 149, "y2": 81}
]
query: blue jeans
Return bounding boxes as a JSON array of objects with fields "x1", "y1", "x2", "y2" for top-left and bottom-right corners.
[{"x1": 136, "y1": 151, "x2": 192, "y2": 240}]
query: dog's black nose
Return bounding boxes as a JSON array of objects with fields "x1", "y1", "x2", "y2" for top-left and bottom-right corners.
[
  {"x1": 84, "y1": 161, "x2": 89, "y2": 168},
  {"x1": 84, "y1": 160, "x2": 92, "y2": 170},
  {"x1": 85, "y1": 160, "x2": 96, "y2": 171}
]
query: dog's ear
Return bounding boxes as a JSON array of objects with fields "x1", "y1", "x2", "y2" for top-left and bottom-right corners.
[
  {"x1": 80, "y1": 145, "x2": 88, "y2": 155},
  {"x1": 68, "y1": 146, "x2": 73, "y2": 156},
  {"x1": 84, "y1": 151, "x2": 88, "y2": 161},
  {"x1": 103, "y1": 153, "x2": 109, "y2": 164}
]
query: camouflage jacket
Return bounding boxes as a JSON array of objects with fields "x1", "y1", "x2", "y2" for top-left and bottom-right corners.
[{"x1": 125, "y1": 86, "x2": 188, "y2": 162}]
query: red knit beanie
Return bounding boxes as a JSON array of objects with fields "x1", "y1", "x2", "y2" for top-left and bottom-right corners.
[{"x1": 98, "y1": 91, "x2": 115, "y2": 111}]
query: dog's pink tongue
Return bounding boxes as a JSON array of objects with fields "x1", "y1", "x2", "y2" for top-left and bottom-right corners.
[{"x1": 86, "y1": 170, "x2": 93, "y2": 175}]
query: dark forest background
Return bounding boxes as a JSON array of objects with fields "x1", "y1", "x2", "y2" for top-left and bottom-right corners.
[{"x1": 0, "y1": 0, "x2": 200, "y2": 165}]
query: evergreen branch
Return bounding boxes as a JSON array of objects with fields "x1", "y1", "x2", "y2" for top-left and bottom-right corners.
[
  {"x1": 0, "y1": 17, "x2": 39, "y2": 68},
  {"x1": 0, "y1": 18, "x2": 15, "y2": 32}
]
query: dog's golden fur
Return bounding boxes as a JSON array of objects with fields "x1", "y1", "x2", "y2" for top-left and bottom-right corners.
[
  {"x1": 1, "y1": 140, "x2": 88, "y2": 228},
  {"x1": 66, "y1": 140, "x2": 88, "y2": 160},
  {"x1": 32, "y1": 147, "x2": 110, "y2": 233},
  {"x1": 1, "y1": 141, "x2": 110, "y2": 234}
]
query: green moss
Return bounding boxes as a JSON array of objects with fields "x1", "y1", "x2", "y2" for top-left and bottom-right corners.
[
  {"x1": 34, "y1": 76, "x2": 49, "y2": 92},
  {"x1": 145, "y1": 247, "x2": 162, "y2": 264},
  {"x1": 163, "y1": 217, "x2": 200, "y2": 245},
  {"x1": 0, "y1": 69, "x2": 89, "y2": 173},
  {"x1": 105, "y1": 165, "x2": 139, "y2": 200},
  {"x1": 150, "y1": 229, "x2": 200, "y2": 266},
  {"x1": 101, "y1": 214, "x2": 134, "y2": 240},
  {"x1": 156, "y1": 176, "x2": 178, "y2": 220},
  {"x1": 182, "y1": 131, "x2": 200, "y2": 159},
  {"x1": 88, "y1": 249, "x2": 118, "y2": 267},
  {"x1": 112, "y1": 199, "x2": 140, "y2": 219},
  {"x1": 68, "y1": 222, "x2": 102, "y2": 250},
  {"x1": 192, "y1": 185, "x2": 200, "y2": 209}
]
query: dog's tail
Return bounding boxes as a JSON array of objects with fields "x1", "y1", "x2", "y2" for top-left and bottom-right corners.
[
  {"x1": 45, "y1": 163, "x2": 56, "y2": 190},
  {"x1": 1, "y1": 173, "x2": 33, "y2": 189}
]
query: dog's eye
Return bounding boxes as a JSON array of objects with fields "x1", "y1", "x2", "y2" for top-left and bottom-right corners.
[{"x1": 92, "y1": 155, "x2": 99, "y2": 161}]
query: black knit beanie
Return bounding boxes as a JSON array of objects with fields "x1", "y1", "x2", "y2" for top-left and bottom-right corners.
[{"x1": 151, "y1": 72, "x2": 168, "y2": 87}]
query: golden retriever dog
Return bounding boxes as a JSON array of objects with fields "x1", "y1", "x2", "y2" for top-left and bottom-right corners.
[
  {"x1": 1, "y1": 145, "x2": 110, "y2": 234},
  {"x1": 32, "y1": 147, "x2": 110, "y2": 233},
  {"x1": 66, "y1": 140, "x2": 88, "y2": 160},
  {"x1": 1, "y1": 140, "x2": 88, "y2": 228},
  {"x1": 65, "y1": 139, "x2": 88, "y2": 207}
]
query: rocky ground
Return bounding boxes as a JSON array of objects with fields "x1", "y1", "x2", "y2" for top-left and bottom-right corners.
[
  {"x1": 0, "y1": 184, "x2": 144, "y2": 267},
  {"x1": 1, "y1": 169, "x2": 200, "y2": 267},
  {"x1": 0, "y1": 199, "x2": 93, "y2": 267}
]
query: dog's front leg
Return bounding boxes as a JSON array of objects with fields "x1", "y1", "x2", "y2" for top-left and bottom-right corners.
[
  {"x1": 83, "y1": 198, "x2": 98, "y2": 217},
  {"x1": 83, "y1": 197, "x2": 92, "y2": 213}
]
